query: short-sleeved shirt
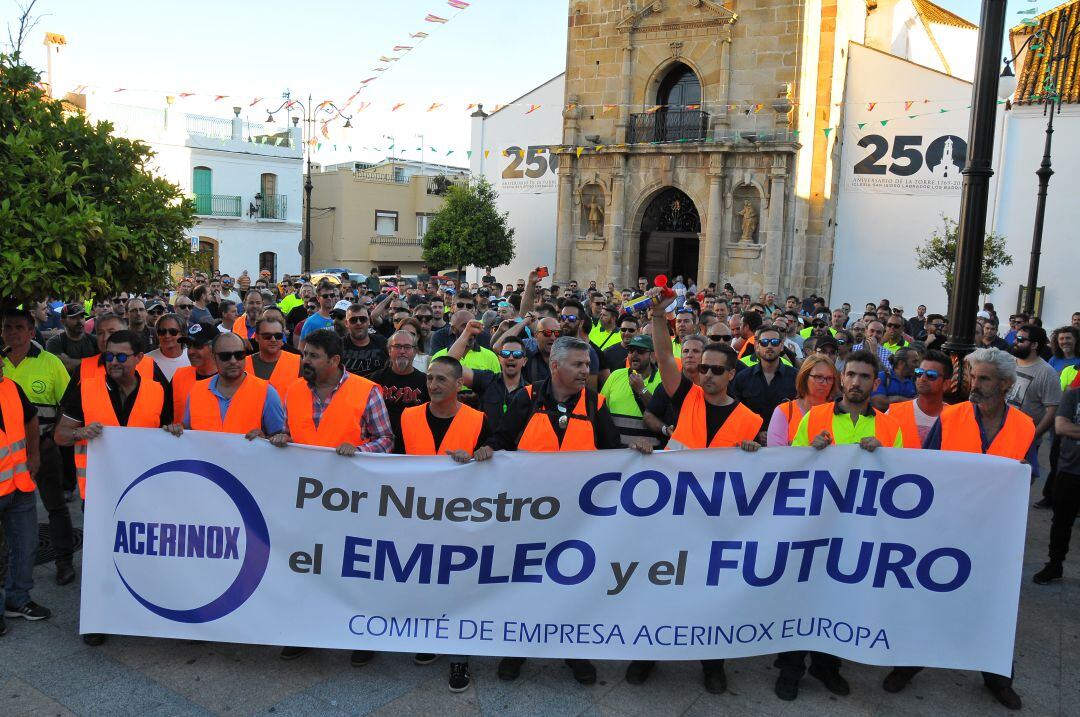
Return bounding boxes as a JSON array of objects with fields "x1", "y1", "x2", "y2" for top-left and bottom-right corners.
[
  {"x1": 373, "y1": 365, "x2": 429, "y2": 435},
  {"x1": 791, "y1": 403, "x2": 905, "y2": 448},
  {"x1": 45, "y1": 332, "x2": 98, "y2": 363},
  {"x1": 393, "y1": 404, "x2": 491, "y2": 455},
  {"x1": 1007, "y1": 358, "x2": 1063, "y2": 426},
  {"x1": 61, "y1": 373, "x2": 173, "y2": 427},
  {"x1": 666, "y1": 374, "x2": 741, "y2": 445},
  {"x1": 470, "y1": 369, "x2": 529, "y2": 427},
  {"x1": 181, "y1": 375, "x2": 284, "y2": 435},
  {"x1": 3, "y1": 344, "x2": 71, "y2": 434},
  {"x1": 1057, "y1": 388, "x2": 1080, "y2": 474},
  {"x1": 0, "y1": 380, "x2": 38, "y2": 432},
  {"x1": 299, "y1": 312, "x2": 334, "y2": 339},
  {"x1": 342, "y1": 334, "x2": 388, "y2": 377},
  {"x1": 730, "y1": 362, "x2": 798, "y2": 428}
]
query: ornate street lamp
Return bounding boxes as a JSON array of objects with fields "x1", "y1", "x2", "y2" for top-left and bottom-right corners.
[{"x1": 265, "y1": 91, "x2": 353, "y2": 273}]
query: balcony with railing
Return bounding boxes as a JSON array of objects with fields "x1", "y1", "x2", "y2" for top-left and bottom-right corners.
[
  {"x1": 353, "y1": 169, "x2": 409, "y2": 185},
  {"x1": 256, "y1": 193, "x2": 288, "y2": 220},
  {"x1": 627, "y1": 109, "x2": 710, "y2": 144},
  {"x1": 194, "y1": 194, "x2": 242, "y2": 218},
  {"x1": 370, "y1": 234, "x2": 422, "y2": 246}
]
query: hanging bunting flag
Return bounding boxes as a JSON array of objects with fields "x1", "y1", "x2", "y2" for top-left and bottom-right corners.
[
  {"x1": 525, "y1": 104, "x2": 541, "y2": 114},
  {"x1": 685, "y1": 103, "x2": 701, "y2": 111},
  {"x1": 501, "y1": 150, "x2": 509, "y2": 157},
  {"x1": 214, "y1": 95, "x2": 228, "y2": 101},
  {"x1": 908, "y1": 115, "x2": 918, "y2": 119},
  {"x1": 394, "y1": 45, "x2": 414, "y2": 51},
  {"x1": 356, "y1": 102, "x2": 371, "y2": 112},
  {"x1": 466, "y1": 103, "x2": 476, "y2": 111},
  {"x1": 576, "y1": 147, "x2": 585, "y2": 158},
  {"x1": 939, "y1": 108, "x2": 949, "y2": 113},
  {"x1": 178, "y1": 92, "x2": 195, "y2": 98},
  {"x1": 427, "y1": 102, "x2": 443, "y2": 111},
  {"x1": 446, "y1": 150, "x2": 454, "y2": 156},
  {"x1": 602, "y1": 104, "x2": 617, "y2": 113},
  {"x1": 880, "y1": 120, "x2": 889, "y2": 126},
  {"x1": 113, "y1": 88, "x2": 127, "y2": 92},
  {"x1": 466, "y1": 150, "x2": 472, "y2": 158},
  {"x1": 361, "y1": 77, "x2": 378, "y2": 84},
  {"x1": 316, "y1": 142, "x2": 322, "y2": 150},
  {"x1": 379, "y1": 56, "x2": 398, "y2": 62},
  {"x1": 645, "y1": 105, "x2": 662, "y2": 114},
  {"x1": 904, "y1": 100, "x2": 914, "y2": 111},
  {"x1": 320, "y1": 122, "x2": 330, "y2": 139},
  {"x1": 392, "y1": 103, "x2": 406, "y2": 111},
  {"x1": 447, "y1": 0, "x2": 470, "y2": 8},
  {"x1": 316, "y1": 100, "x2": 333, "y2": 111},
  {"x1": 596, "y1": 145, "x2": 605, "y2": 151},
  {"x1": 753, "y1": 103, "x2": 764, "y2": 113},
  {"x1": 411, "y1": 31, "x2": 429, "y2": 38},
  {"x1": 857, "y1": 122, "x2": 866, "y2": 129},
  {"x1": 867, "y1": 102, "x2": 876, "y2": 112},
  {"x1": 823, "y1": 128, "x2": 832, "y2": 137},
  {"x1": 249, "y1": 97, "x2": 264, "y2": 107},
  {"x1": 483, "y1": 150, "x2": 489, "y2": 158},
  {"x1": 425, "y1": 14, "x2": 449, "y2": 23}
]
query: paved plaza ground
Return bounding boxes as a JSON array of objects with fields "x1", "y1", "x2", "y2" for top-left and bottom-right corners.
[{"x1": 2, "y1": 464, "x2": 1077, "y2": 717}]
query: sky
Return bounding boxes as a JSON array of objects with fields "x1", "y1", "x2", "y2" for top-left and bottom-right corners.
[{"x1": 1, "y1": 0, "x2": 1037, "y2": 168}]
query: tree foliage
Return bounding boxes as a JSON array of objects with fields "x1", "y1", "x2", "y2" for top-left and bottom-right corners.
[
  {"x1": 421, "y1": 177, "x2": 515, "y2": 276},
  {"x1": 915, "y1": 216, "x2": 1013, "y2": 303},
  {"x1": 0, "y1": 53, "x2": 195, "y2": 305}
]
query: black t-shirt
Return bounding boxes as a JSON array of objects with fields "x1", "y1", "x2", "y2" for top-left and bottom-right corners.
[
  {"x1": 341, "y1": 333, "x2": 388, "y2": 377},
  {"x1": 374, "y1": 365, "x2": 429, "y2": 435},
  {"x1": 45, "y1": 332, "x2": 98, "y2": 362},
  {"x1": 0, "y1": 381, "x2": 38, "y2": 432},
  {"x1": 60, "y1": 373, "x2": 173, "y2": 426},
  {"x1": 394, "y1": 404, "x2": 492, "y2": 454},
  {"x1": 666, "y1": 374, "x2": 739, "y2": 445},
  {"x1": 603, "y1": 344, "x2": 629, "y2": 374},
  {"x1": 471, "y1": 369, "x2": 529, "y2": 427},
  {"x1": 488, "y1": 378, "x2": 622, "y2": 451}
]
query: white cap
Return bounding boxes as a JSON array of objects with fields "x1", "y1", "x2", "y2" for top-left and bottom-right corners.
[
  {"x1": 333, "y1": 300, "x2": 352, "y2": 313},
  {"x1": 976, "y1": 310, "x2": 992, "y2": 320}
]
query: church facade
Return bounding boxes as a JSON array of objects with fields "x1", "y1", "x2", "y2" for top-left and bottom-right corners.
[{"x1": 553, "y1": 0, "x2": 868, "y2": 297}]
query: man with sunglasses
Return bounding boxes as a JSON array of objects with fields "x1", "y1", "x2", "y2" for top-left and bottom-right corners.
[
  {"x1": 448, "y1": 323, "x2": 529, "y2": 428},
  {"x1": 732, "y1": 328, "x2": 797, "y2": 445},
  {"x1": 46, "y1": 303, "x2": 98, "y2": 374},
  {"x1": 1004, "y1": 313, "x2": 1029, "y2": 346},
  {"x1": 56, "y1": 329, "x2": 171, "y2": 643},
  {"x1": 1007, "y1": 325, "x2": 1061, "y2": 490},
  {"x1": 886, "y1": 350, "x2": 951, "y2": 449},
  {"x1": 340, "y1": 304, "x2": 388, "y2": 377},
  {"x1": 244, "y1": 317, "x2": 302, "y2": 400},
  {"x1": 600, "y1": 334, "x2": 663, "y2": 448},
  {"x1": 588, "y1": 303, "x2": 620, "y2": 354},
  {"x1": 630, "y1": 296, "x2": 760, "y2": 693},
  {"x1": 171, "y1": 320, "x2": 221, "y2": 419},
  {"x1": 557, "y1": 301, "x2": 600, "y2": 391},
  {"x1": 432, "y1": 313, "x2": 501, "y2": 377},
  {"x1": 298, "y1": 282, "x2": 338, "y2": 344},
  {"x1": 881, "y1": 315, "x2": 910, "y2": 354},
  {"x1": 429, "y1": 291, "x2": 493, "y2": 354},
  {"x1": 603, "y1": 315, "x2": 640, "y2": 372}
]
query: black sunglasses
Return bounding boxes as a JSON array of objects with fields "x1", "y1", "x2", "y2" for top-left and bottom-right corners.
[
  {"x1": 708, "y1": 334, "x2": 732, "y2": 342},
  {"x1": 319, "y1": 293, "x2": 337, "y2": 299},
  {"x1": 698, "y1": 364, "x2": 731, "y2": 376},
  {"x1": 456, "y1": 302, "x2": 474, "y2": 309},
  {"x1": 102, "y1": 352, "x2": 133, "y2": 363},
  {"x1": 216, "y1": 350, "x2": 246, "y2": 362},
  {"x1": 156, "y1": 327, "x2": 180, "y2": 336},
  {"x1": 758, "y1": 338, "x2": 783, "y2": 347},
  {"x1": 348, "y1": 316, "x2": 369, "y2": 324},
  {"x1": 259, "y1": 332, "x2": 285, "y2": 341}
]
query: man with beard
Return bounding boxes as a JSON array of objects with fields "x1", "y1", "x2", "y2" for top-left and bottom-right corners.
[
  {"x1": 46, "y1": 303, "x2": 98, "y2": 374},
  {"x1": 271, "y1": 328, "x2": 392, "y2": 667},
  {"x1": 788, "y1": 350, "x2": 903, "y2": 702},
  {"x1": 883, "y1": 348, "x2": 1033, "y2": 709},
  {"x1": 431, "y1": 311, "x2": 500, "y2": 375},
  {"x1": 557, "y1": 300, "x2": 599, "y2": 391},
  {"x1": 588, "y1": 302, "x2": 620, "y2": 353},
  {"x1": 499, "y1": 316, "x2": 560, "y2": 385},
  {"x1": 886, "y1": 350, "x2": 950, "y2": 448},
  {"x1": 373, "y1": 330, "x2": 429, "y2": 435},
  {"x1": 341, "y1": 304, "x2": 388, "y2": 376},
  {"x1": 244, "y1": 317, "x2": 302, "y2": 400},
  {"x1": 600, "y1": 334, "x2": 663, "y2": 447},
  {"x1": 170, "y1": 320, "x2": 220, "y2": 419},
  {"x1": 168, "y1": 332, "x2": 284, "y2": 438},
  {"x1": 1005, "y1": 325, "x2": 1061, "y2": 491},
  {"x1": 603, "y1": 315, "x2": 641, "y2": 372},
  {"x1": 731, "y1": 327, "x2": 797, "y2": 444},
  {"x1": 125, "y1": 298, "x2": 156, "y2": 352},
  {"x1": 449, "y1": 322, "x2": 529, "y2": 427}
]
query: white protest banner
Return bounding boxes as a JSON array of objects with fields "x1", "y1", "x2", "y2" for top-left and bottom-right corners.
[{"x1": 81, "y1": 428, "x2": 1028, "y2": 675}]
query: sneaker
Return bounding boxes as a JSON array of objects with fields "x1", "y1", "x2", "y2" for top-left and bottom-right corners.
[
  {"x1": 774, "y1": 675, "x2": 799, "y2": 701},
  {"x1": 566, "y1": 658, "x2": 596, "y2": 685},
  {"x1": 350, "y1": 650, "x2": 374, "y2": 667},
  {"x1": 497, "y1": 657, "x2": 525, "y2": 681},
  {"x1": 702, "y1": 663, "x2": 727, "y2": 694},
  {"x1": 279, "y1": 646, "x2": 308, "y2": 660},
  {"x1": 808, "y1": 664, "x2": 850, "y2": 696},
  {"x1": 1033, "y1": 562, "x2": 1063, "y2": 585},
  {"x1": 56, "y1": 563, "x2": 76, "y2": 586},
  {"x1": 414, "y1": 653, "x2": 439, "y2": 665},
  {"x1": 985, "y1": 682, "x2": 1022, "y2": 710},
  {"x1": 882, "y1": 667, "x2": 918, "y2": 693},
  {"x1": 1032, "y1": 498, "x2": 1052, "y2": 510},
  {"x1": 4, "y1": 601, "x2": 51, "y2": 621},
  {"x1": 82, "y1": 633, "x2": 107, "y2": 646},
  {"x1": 448, "y1": 662, "x2": 472, "y2": 692},
  {"x1": 625, "y1": 660, "x2": 655, "y2": 685}
]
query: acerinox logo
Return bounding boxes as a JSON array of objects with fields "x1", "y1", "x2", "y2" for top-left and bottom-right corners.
[{"x1": 113, "y1": 459, "x2": 270, "y2": 623}]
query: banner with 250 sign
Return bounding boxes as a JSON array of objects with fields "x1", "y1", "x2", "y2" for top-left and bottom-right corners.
[{"x1": 844, "y1": 127, "x2": 968, "y2": 195}]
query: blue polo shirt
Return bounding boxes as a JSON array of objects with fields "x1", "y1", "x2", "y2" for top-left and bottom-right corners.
[
  {"x1": 872, "y1": 369, "x2": 916, "y2": 401},
  {"x1": 183, "y1": 375, "x2": 285, "y2": 435}
]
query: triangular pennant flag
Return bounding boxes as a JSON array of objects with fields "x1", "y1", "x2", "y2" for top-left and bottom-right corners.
[
  {"x1": 904, "y1": 100, "x2": 914, "y2": 111},
  {"x1": 448, "y1": 0, "x2": 470, "y2": 8},
  {"x1": 114, "y1": 88, "x2": 127, "y2": 92},
  {"x1": 645, "y1": 105, "x2": 661, "y2": 114},
  {"x1": 466, "y1": 104, "x2": 476, "y2": 111},
  {"x1": 753, "y1": 103, "x2": 764, "y2": 113},
  {"x1": 483, "y1": 150, "x2": 489, "y2": 158},
  {"x1": 823, "y1": 128, "x2": 832, "y2": 137},
  {"x1": 466, "y1": 150, "x2": 472, "y2": 158},
  {"x1": 867, "y1": 102, "x2": 876, "y2": 112},
  {"x1": 427, "y1": 102, "x2": 443, "y2": 111},
  {"x1": 393, "y1": 45, "x2": 414, "y2": 51},
  {"x1": 392, "y1": 103, "x2": 405, "y2": 111},
  {"x1": 602, "y1": 104, "x2": 617, "y2": 113},
  {"x1": 425, "y1": 14, "x2": 449, "y2": 23},
  {"x1": 525, "y1": 104, "x2": 541, "y2": 114},
  {"x1": 178, "y1": 92, "x2": 195, "y2": 98},
  {"x1": 214, "y1": 95, "x2": 228, "y2": 101},
  {"x1": 446, "y1": 150, "x2": 454, "y2": 156},
  {"x1": 576, "y1": 147, "x2": 585, "y2": 157},
  {"x1": 857, "y1": 122, "x2": 866, "y2": 129},
  {"x1": 347, "y1": 145, "x2": 352, "y2": 152},
  {"x1": 939, "y1": 108, "x2": 949, "y2": 113},
  {"x1": 411, "y1": 31, "x2": 429, "y2": 38},
  {"x1": 249, "y1": 97, "x2": 264, "y2": 107},
  {"x1": 880, "y1": 120, "x2": 889, "y2": 126},
  {"x1": 792, "y1": 130, "x2": 800, "y2": 138},
  {"x1": 908, "y1": 115, "x2": 918, "y2": 119}
]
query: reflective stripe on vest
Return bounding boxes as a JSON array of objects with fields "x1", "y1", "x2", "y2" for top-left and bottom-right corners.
[
  {"x1": 80, "y1": 354, "x2": 154, "y2": 383},
  {"x1": 804, "y1": 402, "x2": 901, "y2": 447},
  {"x1": 244, "y1": 351, "x2": 301, "y2": 401},
  {"x1": 939, "y1": 402, "x2": 1035, "y2": 460},
  {"x1": 0, "y1": 380, "x2": 32, "y2": 496},
  {"x1": 75, "y1": 375, "x2": 165, "y2": 498},
  {"x1": 188, "y1": 375, "x2": 269, "y2": 434},
  {"x1": 668, "y1": 384, "x2": 763, "y2": 449},
  {"x1": 285, "y1": 373, "x2": 374, "y2": 448},
  {"x1": 517, "y1": 386, "x2": 604, "y2": 452},
  {"x1": 887, "y1": 400, "x2": 923, "y2": 449},
  {"x1": 400, "y1": 403, "x2": 484, "y2": 456}
]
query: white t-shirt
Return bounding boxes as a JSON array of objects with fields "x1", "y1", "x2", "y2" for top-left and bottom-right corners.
[
  {"x1": 911, "y1": 399, "x2": 940, "y2": 447},
  {"x1": 148, "y1": 348, "x2": 190, "y2": 381}
]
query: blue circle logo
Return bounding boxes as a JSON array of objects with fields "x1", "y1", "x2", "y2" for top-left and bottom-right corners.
[{"x1": 113, "y1": 460, "x2": 270, "y2": 623}]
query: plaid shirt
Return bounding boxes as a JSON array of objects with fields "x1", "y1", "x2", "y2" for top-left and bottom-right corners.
[
  {"x1": 307, "y1": 370, "x2": 394, "y2": 453},
  {"x1": 851, "y1": 342, "x2": 893, "y2": 370}
]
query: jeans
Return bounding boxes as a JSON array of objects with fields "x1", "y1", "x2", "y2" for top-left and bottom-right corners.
[
  {"x1": 1049, "y1": 470, "x2": 1080, "y2": 564},
  {"x1": 1042, "y1": 434, "x2": 1062, "y2": 501},
  {"x1": 37, "y1": 439, "x2": 74, "y2": 566},
  {"x1": 1, "y1": 489, "x2": 39, "y2": 609}
]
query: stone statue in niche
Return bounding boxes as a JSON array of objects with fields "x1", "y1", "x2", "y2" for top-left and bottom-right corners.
[
  {"x1": 586, "y1": 197, "x2": 604, "y2": 238},
  {"x1": 738, "y1": 200, "x2": 758, "y2": 243}
]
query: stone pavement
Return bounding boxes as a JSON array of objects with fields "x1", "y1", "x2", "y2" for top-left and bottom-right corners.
[{"x1": 2, "y1": 475, "x2": 1077, "y2": 717}]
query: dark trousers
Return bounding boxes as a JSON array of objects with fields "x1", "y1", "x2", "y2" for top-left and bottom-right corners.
[
  {"x1": 775, "y1": 651, "x2": 840, "y2": 681},
  {"x1": 1042, "y1": 435, "x2": 1062, "y2": 501},
  {"x1": 37, "y1": 439, "x2": 74, "y2": 566},
  {"x1": 59, "y1": 443, "x2": 76, "y2": 493},
  {"x1": 890, "y1": 665, "x2": 1013, "y2": 688},
  {"x1": 1049, "y1": 470, "x2": 1080, "y2": 564}
]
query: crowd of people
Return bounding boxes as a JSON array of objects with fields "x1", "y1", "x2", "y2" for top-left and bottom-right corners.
[{"x1": 1, "y1": 265, "x2": 1078, "y2": 707}]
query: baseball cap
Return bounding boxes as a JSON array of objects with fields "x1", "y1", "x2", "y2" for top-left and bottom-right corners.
[
  {"x1": 816, "y1": 336, "x2": 839, "y2": 352},
  {"x1": 61, "y1": 302, "x2": 86, "y2": 318},
  {"x1": 331, "y1": 299, "x2": 352, "y2": 318},
  {"x1": 179, "y1": 319, "x2": 224, "y2": 347},
  {"x1": 976, "y1": 310, "x2": 992, "y2": 320},
  {"x1": 146, "y1": 300, "x2": 166, "y2": 312},
  {"x1": 627, "y1": 335, "x2": 654, "y2": 351}
]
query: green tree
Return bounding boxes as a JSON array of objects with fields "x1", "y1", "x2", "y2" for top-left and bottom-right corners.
[
  {"x1": 915, "y1": 216, "x2": 1012, "y2": 308},
  {"x1": 0, "y1": 52, "x2": 195, "y2": 306},
  {"x1": 421, "y1": 177, "x2": 515, "y2": 278}
]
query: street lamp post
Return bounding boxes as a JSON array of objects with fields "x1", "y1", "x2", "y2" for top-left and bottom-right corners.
[
  {"x1": 265, "y1": 91, "x2": 352, "y2": 274},
  {"x1": 942, "y1": 0, "x2": 1009, "y2": 390},
  {"x1": 997, "y1": 6, "x2": 1079, "y2": 316}
]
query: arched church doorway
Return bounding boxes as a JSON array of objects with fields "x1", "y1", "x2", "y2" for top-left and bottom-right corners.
[{"x1": 638, "y1": 188, "x2": 700, "y2": 283}]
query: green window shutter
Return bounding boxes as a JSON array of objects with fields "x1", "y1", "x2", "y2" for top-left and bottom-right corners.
[{"x1": 193, "y1": 167, "x2": 212, "y2": 213}]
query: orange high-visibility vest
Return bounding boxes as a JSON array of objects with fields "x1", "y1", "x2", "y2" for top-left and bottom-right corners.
[
  {"x1": 737, "y1": 335, "x2": 756, "y2": 360},
  {"x1": 232, "y1": 314, "x2": 251, "y2": 338},
  {"x1": 75, "y1": 375, "x2": 164, "y2": 499},
  {"x1": 777, "y1": 399, "x2": 805, "y2": 444},
  {"x1": 188, "y1": 374, "x2": 270, "y2": 434},
  {"x1": 938, "y1": 401, "x2": 1035, "y2": 460},
  {"x1": 669, "y1": 384, "x2": 763, "y2": 448},
  {"x1": 887, "y1": 399, "x2": 927, "y2": 449},
  {"x1": 285, "y1": 372, "x2": 375, "y2": 447},
  {"x1": 400, "y1": 403, "x2": 485, "y2": 456},
  {"x1": 517, "y1": 385, "x2": 605, "y2": 452},
  {"x1": 805, "y1": 402, "x2": 901, "y2": 447},
  {"x1": 0, "y1": 379, "x2": 33, "y2": 496},
  {"x1": 80, "y1": 354, "x2": 154, "y2": 383},
  {"x1": 244, "y1": 351, "x2": 301, "y2": 400},
  {"x1": 171, "y1": 366, "x2": 215, "y2": 420}
]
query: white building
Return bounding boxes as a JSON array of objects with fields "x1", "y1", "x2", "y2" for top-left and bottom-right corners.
[
  {"x1": 84, "y1": 100, "x2": 305, "y2": 280},
  {"x1": 469, "y1": 74, "x2": 565, "y2": 283}
]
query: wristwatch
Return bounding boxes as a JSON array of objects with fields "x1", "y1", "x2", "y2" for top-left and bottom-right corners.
[{"x1": 662, "y1": 425, "x2": 673, "y2": 437}]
